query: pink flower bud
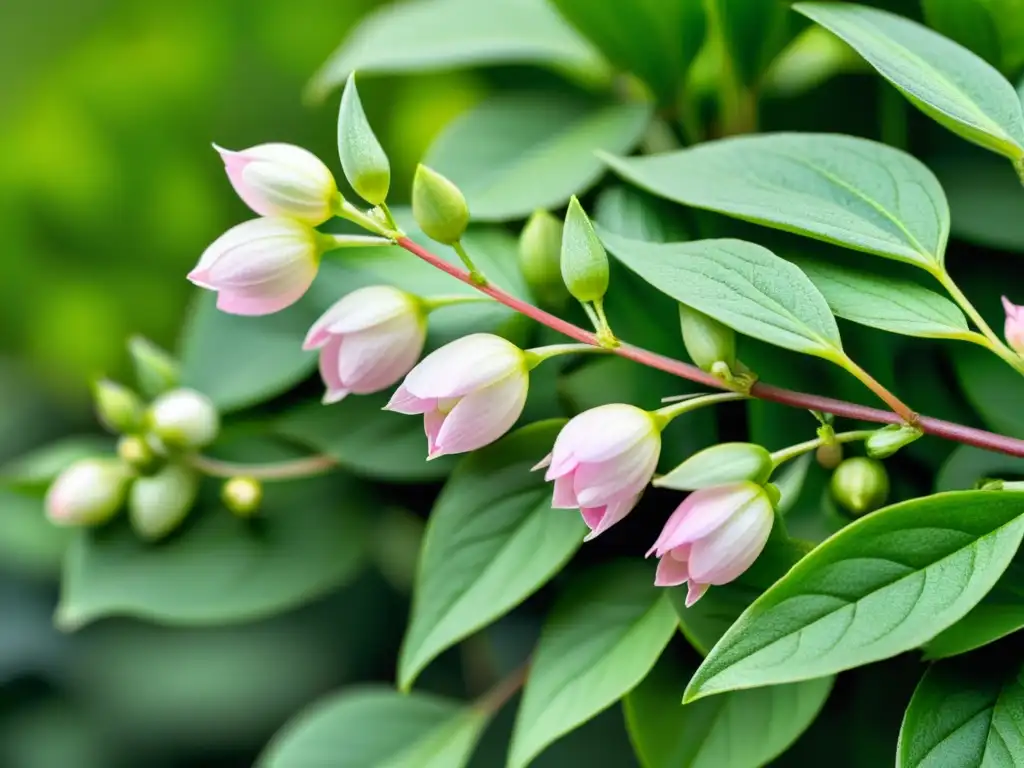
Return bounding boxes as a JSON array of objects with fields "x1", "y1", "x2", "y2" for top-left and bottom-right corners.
[
  {"x1": 535, "y1": 404, "x2": 661, "y2": 541},
  {"x1": 188, "y1": 218, "x2": 322, "y2": 316},
  {"x1": 304, "y1": 286, "x2": 427, "y2": 404},
  {"x1": 46, "y1": 458, "x2": 132, "y2": 526},
  {"x1": 1003, "y1": 296, "x2": 1024, "y2": 355},
  {"x1": 385, "y1": 334, "x2": 529, "y2": 458},
  {"x1": 215, "y1": 143, "x2": 338, "y2": 225},
  {"x1": 647, "y1": 482, "x2": 774, "y2": 606}
]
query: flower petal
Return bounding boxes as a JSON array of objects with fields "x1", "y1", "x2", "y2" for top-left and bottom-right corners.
[
  {"x1": 403, "y1": 334, "x2": 524, "y2": 399},
  {"x1": 573, "y1": 433, "x2": 660, "y2": 508},
  {"x1": 582, "y1": 493, "x2": 641, "y2": 541},
  {"x1": 431, "y1": 370, "x2": 528, "y2": 456},
  {"x1": 338, "y1": 315, "x2": 426, "y2": 393},
  {"x1": 654, "y1": 554, "x2": 691, "y2": 587},
  {"x1": 684, "y1": 581, "x2": 709, "y2": 606},
  {"x1": 655, "y1": 484, "x2": 762, "y2": 554},
  {"x1": 385, "y1": 385, "x2": 436, "y2": 415},
  {"x1": 318, "y1": 336, "x2": 344, "y2": 394},
  {"x1": 688, "y1": 500, "x2": 774, "y2": 585},
  {"x1": 550, "y1": 404, "x2": 656, "y2": 466},
  {"x1": 552, "y1": 473, "x2": 578, "y2": 508},
  {"x1": 424, "y1": 409, "x2": 446, "y2": 457}
]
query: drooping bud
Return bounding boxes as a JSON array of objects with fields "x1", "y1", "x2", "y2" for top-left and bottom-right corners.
[
  {"x1": 338, "y1": 73, "x2": 390, "y2": 205},
  {"x1": 865, "y1": 424, "x2": 923, "y2": 459},
  {"x1": 412, "y1": 165, "x2": 469, "y2": 245},
  {"x1": 519, "y1": 210, "x2": 568, "y2": 308},
  {"x1": 831, "y1": 457, "x2": 889, "y2": 516},
  {"x1": 128, "y1": 336, "x2": 179, "y2": 397},
  {"x1": 655, "y1": 442, "x2": 772, "y2": 491},
  {"x1": 222, "y1": 476, "x2": 263, "y2": 517},
  {"x1": 1002, "y1": 296, "x2": 1024, "y2": 355},
  {"x1": 46, "y1": 458, "x2": 132, "y2": 526},
  {"x1": 678, "y1": 303, "x2": 736, "y2": 372},
  {"x1": 117, "y1": 435, "x2": 161, "y2": 475},
  {"x1": 93, "y1": 379, "x2": 144, "y2": 434},
  {"x1": 561, "y1": 197, "x2": 609, "y2": 304},
  {"x1": 129, "y1": 464, "x2": 199, "y2": 541},
  {"x1": 147, "y1": 389, "x2": 220, "y2": 451}
]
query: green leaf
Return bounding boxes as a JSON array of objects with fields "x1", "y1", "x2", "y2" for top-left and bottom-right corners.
[
  {"x1": 179, "y1": 292, "x2": 319, "y2": 413},
  {"x1": 600, "y1": 230, "x2": 843, "y2": 359},
  {"x1": 795, "y1": 2, "x2": 1024, "y2": 161},
  {"x1": 933, "y1": 152, "x2": 1024, "y2": 253},
  {"x1": 259, "y1": 687, "x2": 488, "y2": 768},
  {"x1": 275, "y1": 392, "x2": 455, "y2": 483},
  {"x1": 604, "y1": 132, "x2": 950, "y2": 268},
  {"x1": 307, "y1": 0, "x2": 604, "y2": 101},
  {"x1": 952, "y1": 346, "x2": 1024, "y2": 439},
  {"x1": 57, "y1": 471, "x2": 371, "y2": 628},
  {"x1": 625, "y1": 651, "x2": 833, "y2": 768},
  {"x1": 684, "y1": 491, "x2": 1024, "y2": 701},
  {"x1": 398, "y1": 421, "x2": 586, "y2": 689},
  {"x1": 508, "y1": 561, "x2": 677, "y2": 768},
  {"x1": 789, "y1": 256, "x2": 975, "y2": 340},
  {"x1": 714, "y1": 0, "x2": 804, "y2": 86},
  {"x1": 593, "y1": 185, "x2": 689, "y2": 243},
  {"x1": 0, "y1": 436, "x2": 113, "y2": 492},
  {"x1": 897, "y1": 649, "x2": 1024, "y2": 766},
  {"x1": 0, "y1": 489, "x2": 73, "y2": 579},
  {"x1": 549, "y1": 0, "x2": 706, "y2": 102},
  {"x1": 936, "y1": 445, "x2": 1024, "y2": 493},
  {"x1": 426, "y1": 93, "x2": 650, "y2": 221},
  {"x1": 921, "y1": 0, "x2": 1003, "y2": 68}
]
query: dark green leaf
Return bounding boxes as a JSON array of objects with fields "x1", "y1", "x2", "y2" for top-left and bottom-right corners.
[
  {"x1": 0, "y1": 436, "x2": 113, "y2": 492},
  {"x1": 922, "y1": 0, "x2": 1002, "y2": 68},
  {"x1": 685, "y1": 492, "x2": 1024, "y2": 700},
  {"x1": 952, "y1": 346, "x2": 1024, "y2": 438},
  {"x1": 594, "y1": 185, "x2": 689, "y2": 243},
  {"x1": 0, "y1": 489, "x2": 72, "y2": 579},
  {"x1": 398, "y1": 422, "x2": 585, "y2": 689},
  {"x1": 933, "y1": 152, "x2": 1024, "y2": 253},
  {"x1": 714, "y1": 0, "x2": 804, "y2": 86},
  {"x1": 508, "y1": 561, "x2": 677, "y2": 768}
]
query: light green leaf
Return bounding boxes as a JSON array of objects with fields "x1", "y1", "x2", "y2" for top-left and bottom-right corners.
[
  {"x1": 714, "y1": 0, "x2": 805, "y2": 87},
  {"x1": 0, "y1": 489, "x2": 72, "y2": 579},
  {"x1": 508, "y1": 561, "x2": 677, "y2": 768},
  {"x1": 795, "y1": 2, "x2": 1024, "y2": 161},
  {"x1": 307, "y1": 0, "x2": 604, "y2": 101},
  {"x1": 897, "y1": 650, "x2": 1024, "y2": 767},
  {"x1": 275, "y1": 392, "x2": 455, "y2": 483},
  {"x1": 593, "y1": 185, "x2": 689, "y2": 243},
  {"x1": 0, "y1": 436, "x2": 113, "y2": 492},
  {"x1": 933, "y1": 152, "x2": 1024, "y2": 253},
  {"x1": 625, "y1": 652, "x2": 832, "y2": 768},
  {"x1": 549, "y1": 0, "x2": 706, "y2": 102},
  {"x1": 775, "y1": 453, "x2": 814, "y2": 515},
  {"x1": 259, "y1": 687, "x2": 488, "y2": 768},
  {"x1": 922, "y1": 0, "x2": 1002, "y2": 68},
  {"x1": 398, "y1": 421, "x2": 585, "y2": 689},
  {"x1": 655, "y1": 443, "x2": 773, "y2": 491},
  {"x1": 685, "y1": 491, "x2": 1024, "y2": 701},
  {"x1": 57, "y1": 472, "x2": 371, "y2": 628},
  {"x1": 790, "y1": 256, "x2": 976, "y2": 340},
  {"x1": 426, "y1": 93, "x2": 650, "y2": 221},
  {"x1": 600, "y1": 230, "x2": 843, "y2": 358},
  {"x1": 604, "y1": 132, "x2": 950, "y2": 268},
  {"x1": 936, "y1": 446, "x2": 1024, "y2": 494}
]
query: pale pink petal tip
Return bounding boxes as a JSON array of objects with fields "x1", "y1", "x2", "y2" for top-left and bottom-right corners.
[
  {"x1": 322, "y1": 388, "x2": 350, "y2": 405},
  {"x1": 1003, "y1": 296, "x2": 1020, "y2": 317},
  {"x1": 303, "y1": 328, "x2": 331, "y2": 351},
  {"x1": 187, "y1": 269, "x2": 212, "y2": 288},
  {"x1": 685, "y1": 581, "x2": 709, "y2": 607},
  {"x1": 531, "y1": 454, "x2": 553, "y2": 472}
]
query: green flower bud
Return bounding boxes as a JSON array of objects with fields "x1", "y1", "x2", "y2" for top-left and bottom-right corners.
[
  {"x1": 222, "y1": 476, "x2": 263, "y2": 517},
  {"x1": 561, "y1": 196, "x2": 609, "y2": 303},
  {"x1": 412, "y1": 165, "x2": 469, "y2": 245},
  {"x1": 46, "y1": 458, "x2": 132, "y2": 526},
  {"x1": 338, "y1": 73, "x2": 390, "y2": 205},
  {"x1": 816, "y1": 442, "x2": 844, "y2": 470},
  {"x1": 519, "y1": 210, "x2": 568, "y2": 308},
  {"x1": 117, "y1": 434, "x2": 162, "y2": 475},
  {"x1": 93, "y1": 379, "x2": 144, "y2": 434},
  {"x1": 678, "y1": 303, "x2": 736, "y2": 372},
  {"x1": 148, "y1": 389, "x2": 220, "y2": 450},
  {"x1": 655, "y1": 442, "x2": 773, "y2": 490},
  {"x1": 128, "y1": 336, "x2": 179, "y2": 398},
  {"x1": 865, "y1": 424, "x2": 923, "y2": 459},
  {"x1": 129, "y1": 464, "x2": 199, "y2": 541},
  {"x1": 831, "y1": 457, "x2": 889, "y2": 516}
]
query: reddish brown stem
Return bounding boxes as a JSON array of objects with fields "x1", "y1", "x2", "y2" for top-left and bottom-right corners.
[{"x1": 397, "y1": 237, "x2": 1024, "y2": 458}]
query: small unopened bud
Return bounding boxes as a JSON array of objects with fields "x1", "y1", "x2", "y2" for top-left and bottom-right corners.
[
  {"x1": 128, "y1": 336, "x2": 180, "y2": 398},
  {"x1": 816, "y1": 442, "x2": 844, "y2": 469},
  {"x1": 46, "y1": 458, "x2": 131, "y2": 526},
  {"x1": 1003, "y1": 297, "x2": 1024, "y2": 355},
  {"x1": 678, "y1": 303, "x2": 736, "y2": 372},
  {"x1": 561, "y1": 197, "x2": 609, "y2": 303},
  {"x1": 338, "y1": 73, "x2": 390, "y2": 205},
  {"x1": 655, "y1": 442, "x2": 772, "y2": 491},
  {"x1": 148, "y1": 389, "x2": 220, "y2": 450},
  {"x1": 222, "y1": 476, "x2": 263, "y2": 517},
  {"x1": 129, "y1": 464, "x2": 199, "y2": 541},
  {"x1": 117, "y1": 435, "x2": 161, "y2": 475},
  {"x1": 831, "y1": 457, "x2": 889, "y2": 516},
  {"x1": 865, "y1": 424, "x2": 923, "y2": 459},
  {"x1": 93, "y1": 379, "x2": 144, "y2": 434},
  {"x1": 412, "y1": 165, "x2": 469, "y2": 245},
  {"x1": 519, "y1": 210, "x2": 568, "y2": 308}
]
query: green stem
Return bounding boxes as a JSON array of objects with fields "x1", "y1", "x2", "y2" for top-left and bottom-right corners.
[
  {"x1": 935, "y1": 269, "x2": 1024, "y2": 376},
  {"x1": 651, "y1": 391, "x2": 748, "y2": 430},
  {"x1": 837, "y1": 355, "x2": 918, "y2": 424},
  {"x1": 769, "y1": 430, "x2": 874, "y2": 468},
  {"x1": 592, "y1": 298, "x2": 617, "y2": 347},
  {"x1": 523, "y1": 343, "x2": 612, "y2": 369},
  {"x1": 420, "y1": 294, "x2": 495, "y2": 312},
  {"x1": 377, "y1": 201, "x2": 401, "y2": 233},
  {"x1": 452, "y1": 241, "x2": 486, "y2": 285},
  {"x1": 330, "y1": 195, "x2": 399, "y2": 239},
  {"x1": 187, "y1": 453, "x2": 336, "y2": 481}
]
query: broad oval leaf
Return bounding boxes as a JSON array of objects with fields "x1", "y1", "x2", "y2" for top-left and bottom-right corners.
[
  {"x1": 684, "y1": 491, "x2": 1024, "y2": 701},
  {"x1": 625, "y1": 652, "x2": 833, "y2": 768},
  {"x1": 795, "y1": 2, "x2": 1024, "y2": 161},
  {"x1": 790, "y1": 256, "x2": 976, "y2": 340},
  {"x1": 307, "y1": 0, "x2": 604, "y2": 101},
  {"x1": 550, "y1": 0, "x2": 706, "y2": 103},
  {"x1": 600, "y1": 230, "x2": 843, "y2": 358},
  {"x1": 604, "y1": 132, "x2": 950, "y2": 268},
  {"x1": 897, "y1": 649, "x2": 1024, "y2": 767},
  {"x1": 508, "y1": 560, "x2": 677, "y2": 768},
  {"x1": 259, "y1": 687, "x2": 488, "y2": 768},
  {"x1": 655, "y1": 443, "x2": 773, "y2": 491},
  {"x1": 398, "y1": 421, "x2": 586, "y2": 690},
  {"x1": 57, "y1": 471, "x2": 371, "y2": 628},
  {"x1": 427, "y1": 93, "x2": 650, "y2": 221}
]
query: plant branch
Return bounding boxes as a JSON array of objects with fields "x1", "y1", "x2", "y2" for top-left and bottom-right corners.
[
  {"x1": 769, "y1": 430, "x2": 875, "y2": 468},
  {"x1": 935, "y1": 269, "x2": 1024, "y2": 376},
  {"x1": 396, "y1": 236, "x2": 1024, "y2": 458},
  {"x1": 186, "y1": 453, "x2": 337, "y2": 480},
  {"x1": 475, "y1": 661, "x2": 529, "y2": 716}
]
